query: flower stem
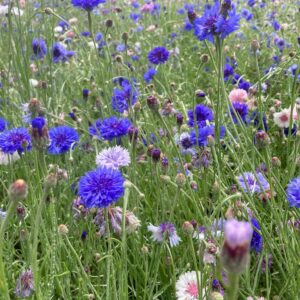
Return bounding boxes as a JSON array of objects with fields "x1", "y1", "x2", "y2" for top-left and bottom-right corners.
[{"x1": 226, "y1": 273, "x2": 239, "y2": 300}]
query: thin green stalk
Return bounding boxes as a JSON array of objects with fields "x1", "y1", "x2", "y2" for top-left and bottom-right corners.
[{"x1": 226, "y1": 273, "x2": 239, "y2": 300}]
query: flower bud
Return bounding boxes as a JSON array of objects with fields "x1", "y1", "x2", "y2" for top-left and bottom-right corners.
[
  {"x1": 200, "y1": 54, "x2": 209, "y2": 63},
  {"x1": 58, "y1": 224, "x2": 69, "y2": 235},
  {"x1": 182, "y1": 221, "x2": 194, "y2": 234},
  {"x1": 175, "y1": 173, "x2": 186, "y2": 187},
  {"x1": 251, "y1": 39, "x2": 260, "y2": 52},
  {"x1": 9, "y1": 179, "x2": 28, "y2": 201},
  {"x1": 147, "y1": 95, "x2": 159, "y2": 111},
  {"x1": 105, "y1": 19, "x2": 113, "y2": 28},
  {"x1": 255, "y1": 131, "x2": 270, "y2": 149},
  {"x1": 221, "y1": 219, "x2": 253, "y2": 274}
]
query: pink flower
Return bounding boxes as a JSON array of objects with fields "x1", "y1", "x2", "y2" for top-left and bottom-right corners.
[
  {"x1": 273, "y1": 108, "x2": 297, "y2": 128},
  {"x1": 229, "y1": 89, "x2": 248, "y2": 103},
  {"x1": 140, "y1": 3, "x2": 154, "y2": 13}
]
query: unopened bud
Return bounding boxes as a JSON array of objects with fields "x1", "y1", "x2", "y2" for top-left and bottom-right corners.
[
  {"x1": 251, "y1": 40, "x2": 260, "y2": 51},
  {"x1": 58, "y1": 224, "x2": 69, "y2": 235},
  {"x1": 105, "y1": 19, "x2": 113, "y2": 28},
  {"x1": 9, "y1": 179, "x2": 28, "y2": 201},
  {"x1": 175, "y1": 173, "x2": 186, "y2": 187}
]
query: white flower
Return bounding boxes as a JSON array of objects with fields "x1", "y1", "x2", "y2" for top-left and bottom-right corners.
[
  {"x1": 96, "y1": 146, "x2": 130, "y2": 169},
  {"x1": 147, "y1": 223, "x2": 181, "y2": 247},
  {"x1": 273, "y1": 108, "x2": 297, "y2": 128},
  {"x1": 0, "y1": 151, "x2": 20, "y2": 165},
  {"x1": 176, "y1": 271, "x2": 206, "y2": 300}
]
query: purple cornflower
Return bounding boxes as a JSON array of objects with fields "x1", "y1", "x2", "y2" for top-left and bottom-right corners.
[
  {"x1": 15, "y1": 269, "x2": 34, "y2": 298},
  {"x1": 96, "y1": 146, "x2": 130, "y2": 169},
  {"x1": 230, "y1": 102, "x2": 248, "y2": 123},
  {"x1": 51, "y1": 42, "x2": 75, "y2": 63},
  {"x1": 148, "y1": 47, "x2": 169, "y2": 65},
  {"x1": 48, "y1": 126, "x2": 78, "y2": 155},
  {"x1": 237, "y1": 172, "x2": 270, "y2": 194},
  {"x1": 32, "y1": 38, "x2": 47, "y2": 59},
  {"x1": 71, "y1": 0, "x2": 105, "y2": 11},
  {"x1": 221, "y1": 219, "x2": 253, "y2": 273},
  {"x1": 194, "y1": 1, "x2": 240, "y2": 43},
  {"x1": 286, "y1": 177, "x2": 300, "y2": 208},
  {"x1": 78, "y1": 167, "x2": 125, "y2": 208},
  {"x1": 187, "y1": 104, "x2": 214, "y2": 127},
  {"x1": 98, "y1": 116, "x2": 132, "y2": 141},
  {"x1": 147, "y1": 222, "x2": 181, "y2": 247},
  {"x1": 0, "y1": 128, "x2": 31, "y2": 154}
]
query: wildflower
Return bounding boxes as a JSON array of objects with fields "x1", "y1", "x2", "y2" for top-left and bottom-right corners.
[
  {"x1": 0, "y1": 117, "x2": 8, "y2": 132},
  {"x1": 148, "y1": 47, "x2": 169, "y2": 65},
  {"x1": 254, "y1": 131, "x2": 270, "y2": 149},
  {"x1": 96, "y1": 146, "x2": 130, "y2": 169},
  {"x1": 237, "y1": 172, "x2": 269, "y2": 194},
  {"x1": 151, "y1": 148, "x2": 161, "y2": 162},
  {"x1": 0, "y1": 127, "x2": 31, "y2": 154},
  {"x1": 187, "y1": 104, "x2": 214, "y2": 127},
  {"x1": 15, "y1": 269, "x2": 34, "y2": 298},
  {"x1": 250, "y1": 218, "x2": 263, "y2": 253},
  {"x1": 32, "y1": 38, "x2": 47, "y2": 59},
  {"x1": 58, "y1": 224, "x2": 69, "y2": 235},
  {"x1": 176, "y1": 271, "x2": 205, "y2": 300},
  {"x1": 229, "y1": 89, "x2": 248, "y2": 103},
  {"x1": 111, "y1": 78, "x2": 138, "y2": 113},
  {"x1": 144, "y1": 67, "x2": 157, "y2": 83},
  {"x1": 48, "y1": 126, "x2": 78, "y2": 155},
  {"x1": 147, "y1": 223, "x2": 181, "y2": 247},
  {"x1": 230, "y1": 102, "x2": 248, "y2": 123},
  {"x1": 221, "y1": 219, "x2": 253, "y2": 273},
  {"x1": 78, "y1": 167, "x2": 125, "y2": 208},
  {"x1": 190, "y1": 125, "x2": 225, "y2": 147},
  {"x1": 71, "y1": 0, "x2": 105, "y2": 11},
  {"x1": 286, "y1": 176, "x2": 300, "y2": 208},
  {"x1": 94, "y1": 206, "x2": 140, "y2": 236},
  {"x1": 0, "y1": 150, "x2": 20, "y2": 165},
  {"x1": 176, "y1": 132, "x2": 196, "y2": 155},
  {"x1": 194, "y1": 1, "x2": 240, "y2": 43},
  {"x1": 273, "y1": 108, "x2": 297, "y2": 128},
  {"x1": 98, "y1": 116, "x2": 131, "y2": 141},
  {"x1": 51, "y1": 42, "x2": 75, "y2": 63}
]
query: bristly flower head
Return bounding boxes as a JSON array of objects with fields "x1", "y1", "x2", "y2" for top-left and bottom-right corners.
[
  {"x1": 71, "y1": 0, "x2": 106, "y2": 11},
  {"x1": 98, "y1": 116, "x2": 132, "y2": 141},
  {"x1": 176, "y1": 271, "x2": 204, "y2": 300},
  {"x1": 187, "y1": 104, "x2": 214, "y2": 127},
  {"x1": 194, "y1": 1, "x2": 240, "y2": 43},
  {"x1": 237, "y1": 172, "x2": 270, "y2": 194},
  {"x1": 221, "y1": 219, "x2": 253, "y2": 273},
  {"x1": 96, "y1": 146, "x2": 131, "y2": 169},
  {"x1": 48, "y1": 126, "x2": 78, "y2": 155},
  {"x1": 0, "y1": 128, "x2": 31, "y2": 154},
  {"x1": 15, "y1": 269, "x2": 34, "y2": 298},
  {"x1": 286, "y1": 176, "x2": 300, "y2": 208},
  {"x1": 78, "y1": 167, "x2": 125, "y2": 208},
  {"x1": 147, "y1": 222, "x2": 181, "y2": 247},
  {"x1": 148, "y1": 47, "x2": 170, "y2": 65}
]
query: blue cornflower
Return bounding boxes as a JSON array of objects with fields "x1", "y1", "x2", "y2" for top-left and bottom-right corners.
[
  {"x1": 48, "y1": 126, "x2": 78, "y2": 155},
  {"x1": 238, "y1": 172, "x2": 270, "y2": 194},
  {"x1": 238, "y1": 80, "x2": 251, "y2": 91},
  {"x1": 0, "y1": 117, "x2": 8, "y2": 132},
  {"x1": 0, "y1": 128, "x2": 31, "y2": 154},
  {"x1": 275, "y1": 38, "x2": 286, "y2": 52},
  {"x1": 251, "y1": 111, "x2": 268, "y2": 131},
  {"x1": 32, "y1": 38, "x2": 47, "y2": 59},
  {"x1": 99, "y1": 116, "x2": 131, "y2": 141},
  {"x1": 230, "y1": 102, "x2": 248, "y2": 123},
  {"x1": 81, "y1": 31, "x2": 91, "y2": 37},
  {"x1": 148, "y1": 47, "x2": 169, "y2": 65},
  {"x1": 286, "y1": 177, "x2": 300, "y2": 208},
  {"x1": 241, "y1": 8, "x2": 253, "y2": 21},
  {"x1": 31, "y1": 117, "x2": 46, "y2": 136},
  {"x1": 250, "y1": 218, "x2": 263, "y2": 253},
  {"x1": 111, "y1": 78, "x2": 138, "y2": 113},
  {"x1": 190, "y1": 125, "x2": 225, "y2": 147},
  {"x1": 71, "y1": 0, "x2": 105, "y2": 11},
  {"x1": 89, "y1": 119, "x2": 102, "y2": 139},
  {"x1": 248, "y1": 0, "x2": 255, "y2": 7},
  {"x1": 51, "y1": 43, "x2": 75, "y2": 63},
  {"x1": 95, "y1": 32, "x2": 103, "y2": 42},
  {"x1": 144, "y1": 67, "x2": 157, "y2": 83},
  {"x1": 187, "y1": 104, "x2": 214, "y2": 127},
  {"x1": 224, "y1": 63, "x2": 234, "y2": 81},
  {"x1": 78, "y1": 167, "x2": 125, "y2": 208},
  {"x1": 194, "y1": 1, "x2": 240, "y2": 43}
]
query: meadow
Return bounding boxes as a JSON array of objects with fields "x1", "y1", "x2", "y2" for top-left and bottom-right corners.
[{"x1": 0, "y1": 0, "x2": 299, "y2": 299}]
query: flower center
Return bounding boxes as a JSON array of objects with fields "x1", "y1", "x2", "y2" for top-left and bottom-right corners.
[
  {"x1": 279, "y1": 114, "x2": 289, "y2": 122},
  {"x1": 186, "y1": 282, "x2": 198, "y2": 297}
]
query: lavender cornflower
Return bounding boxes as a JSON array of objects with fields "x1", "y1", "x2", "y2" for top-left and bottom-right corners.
[
  {"x1": 237, "y1": 172, "x2": 270, "y2": 194},
  {"x1": 32, "y1": 38, "x2": 47, "y2": 59},
  {"x1": 15, "y1": 269, "x2": 34, "y2": 298},
  {"x1": 96, "y1": 146, "x2": 131, "y2": 169},
  {"x1": 221, "y1": 219, "x2": 253, "y2": 273},
  {"x1": 286, "y1": 176, "x2": 300, "y2": 208},
  {"x1": 147, "y1": 223, "x2": 181, "y2": 247}
]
